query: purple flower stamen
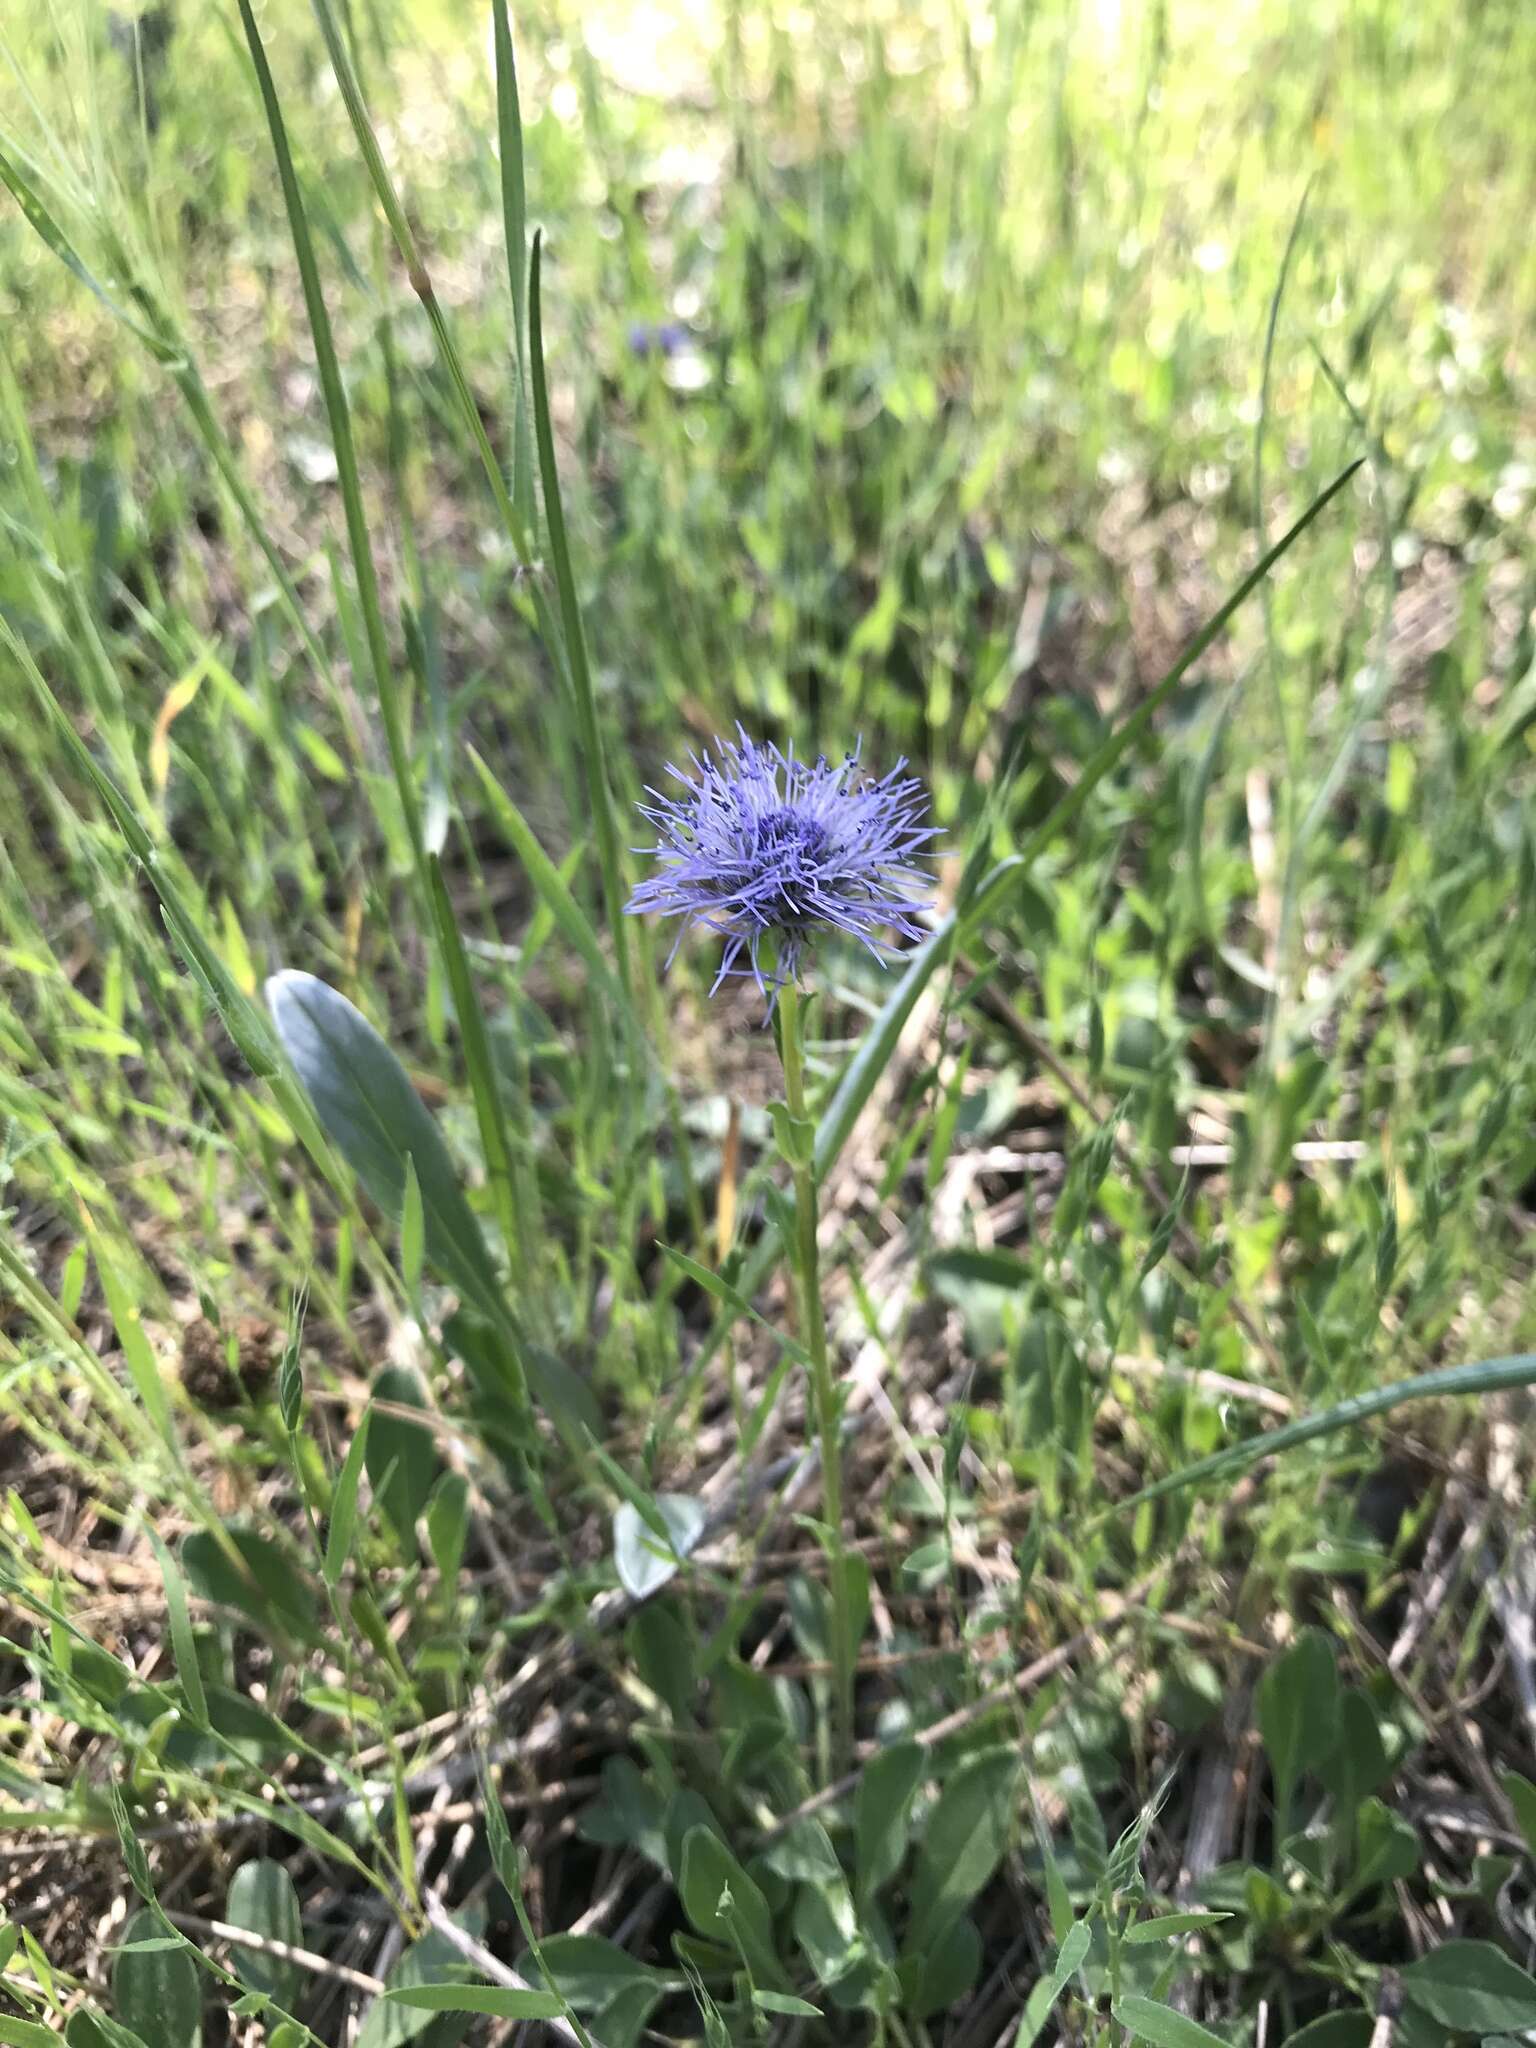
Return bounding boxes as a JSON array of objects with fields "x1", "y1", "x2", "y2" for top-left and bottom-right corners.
[{"x1": 625, "y1": 729, "x2": 936, "y2": 1008}]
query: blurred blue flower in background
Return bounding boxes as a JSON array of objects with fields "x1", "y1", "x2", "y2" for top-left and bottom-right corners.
[{"x1": 627, "y1": 320, "x2": 689, "y2": 359}]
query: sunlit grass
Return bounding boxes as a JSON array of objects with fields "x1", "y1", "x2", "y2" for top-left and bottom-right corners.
[{"x1": 2, "y1": 0, "x2": 1536, "y2": 2040}]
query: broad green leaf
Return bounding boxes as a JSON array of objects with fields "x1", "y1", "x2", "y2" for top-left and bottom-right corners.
[
  {"x1": 1351, "y1": 1797, "x2": 1419, "y2": 1892},
  {"x1": 0, "y1": 2020, "x2": 59, "y2": 2046},
  {"x1": 367, "y1": 1370, "x2": 439, "y2": 1557},
  {"x1": 384, "y1": 1986, "x2": 564, "y2": 2019},
  {"x1": 904, "y1": 1914, "x2": 982, "y2": 2019},
  {"x1": 357, "y1": 1915, "x2": 489, "y2": 2046},
  {"x1": 181, "y1": 1528, "x2": 317, "y2": 1646},
  {"x1": 226, "y1": 1858, "x2": 302, "y2": 2004},
  {"x1": 767, "y1": 1101, "x2": 815, "y2": 1169},
  {"x1": 579, "y1": 1758, "x2": 668, "y2": 1867},
  {"x1": 269, "y1": 980, "x2": 598, "y2": 1443},
  {"x1": 678, "y1": 1825, "x2": 785, "y2": 1989},
  {"x1": 1401, "y1": 1941, "x2": 1536, "y2": 2033},
  {"x1": 1114, "y1": 1994, "x2": 1233, "y2": 2048},
  {"x1": 524, "y1": 1934, "x2": 678, "y2": 2012},
  {"x1": 111, "y1": 1911, "x2": 200, "y2": 2048},
  {"x1": 905, "y1": 1748, "x2": 1019, "y2": 1955},
  {"x1": 752, "y1": 1993, "x2": 822, "y2": 2018},
  {"x1": 199, "y1": 1684, "x2": 295, "y2": 1757},
  {"x1": 64, "y1": 2016, "x2": 152, "y2": 2048},
  {"x1": 853, "y1": 1741, "x2": 924, "y2": 1897},
  {"x1": 1014, "y1": 1920, "x2": 1091, "y2": 2047},
  {"x1": 1123, "y1": 1912, "x2": 1232, "y2": 1945},
  {"x1": 664, "y1": 1794, "x2": 726, "y2": 1883},
  {"x1": 266, "y1": 973, "x2": 496, "y2": 1314},
  {"x1": 761, "y1": 1818, "x2": 844, "y2": 1887},
  {"x1": 790, "y1": 1876, "x2": 860, "y2": 1988},
  {"x1": 629, "y1": 1599, "x2": 696, "y2": 1726},
  {"x1": 1316, "y1": 1689, "x2": 1391, "y2": 1809},
  {"x1": 1257, "y1": 1629, "x2": 1339, "y2": 1813},
  {"x1": 595, "y1": 1981, "x2": 665, "y2": 2048},
  {"x1": 612, "y1": 1495, "x2": 706, "y2": 1601}
]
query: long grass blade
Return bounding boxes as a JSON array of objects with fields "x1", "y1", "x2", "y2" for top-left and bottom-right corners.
[
  {"x1": 465, "y1": 744, "x2": 630, "y2": 1019},
  {"x1": 428, "y1": 852, "x2": 532, "y2": 1288},
  {"x1": 306, "y1": 0, "x2": 530, "y2": 560},
  {"x1": 232, "y1": 0, "x2": 428, "y2": 899},
  {"x1": 1114, "y1": 1352, "x2": 1536, "y2": 1515},
  {"x1": 527, "y1": 231, "x2": 632, "y2": 995},
  {"x1": 490, "y1": 0, "x2": 537, "y2": 541}
]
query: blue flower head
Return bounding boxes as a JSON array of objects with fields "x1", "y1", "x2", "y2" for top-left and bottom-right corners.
[{"x1": 626, "y1": 731, "x2": 936, "y2": 1005}]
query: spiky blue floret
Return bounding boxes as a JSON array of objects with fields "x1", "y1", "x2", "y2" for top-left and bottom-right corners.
[{"x1": 625, "y1": 730, "x2": 935, "y2": 1005}]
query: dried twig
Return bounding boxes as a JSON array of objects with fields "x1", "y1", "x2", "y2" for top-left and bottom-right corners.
[
  {"x1": 421, "y1": 1891, "x2": 605, "y2": 2048},
  {"x1": 164, "y1": 1909, "x2": 385, "y2": 1995}
]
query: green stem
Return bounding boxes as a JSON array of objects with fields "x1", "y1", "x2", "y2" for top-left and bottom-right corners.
[{"x1": 777, "y1": 979, "x2": 853, "y2": 1770}]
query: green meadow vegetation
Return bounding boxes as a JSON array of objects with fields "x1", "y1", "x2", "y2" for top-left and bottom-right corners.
[{"x1": 3, "y1": 0, "x2": 1536, "y2": 2040}]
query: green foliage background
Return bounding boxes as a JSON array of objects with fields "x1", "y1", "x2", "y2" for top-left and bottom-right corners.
[{"x1": 2, "y1": 0, "x2": 1536, "y2": 2041}]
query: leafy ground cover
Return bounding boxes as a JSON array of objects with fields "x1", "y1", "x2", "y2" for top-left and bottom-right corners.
[{"x1": 3, "y1": 0, "x2": 1536, "y2": 2042}]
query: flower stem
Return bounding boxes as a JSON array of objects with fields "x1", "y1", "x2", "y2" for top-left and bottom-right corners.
[{"x1": 776, "y1": 978, "x2": 853, "y2": 1771}]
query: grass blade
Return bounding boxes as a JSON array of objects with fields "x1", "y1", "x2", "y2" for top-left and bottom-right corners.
[
  {"x1": 528, "y1": 230, "x2": 632, "y2": 995},
  {"x1": 491, "y1": 0, "x2": 537, "y2": 541},
  {"x1": 232, "y1": 0, "x2": 427, "y2": 900},
  {"x1": 429, "y1": 851, "x2": 532, "y2": 1287},
  {"x1": 324, "y1": 1404, "x2": 373, "y2": 1588},
  {"x1": 145, "y1": 1528, "x2": 209, "y2": 1732},
  {"x1": 464, "y1": 744, "x2": 629, "y2": 1017},
  {"x1": 306, "y1": 0, "x2": 530, "y2": 560},
  {"x1": 1116, "y1": 1351, "x2": 1536, "y2": 1515},
  {"x1": 0, "y1": 141, "x2": 172, "y2": 361}
]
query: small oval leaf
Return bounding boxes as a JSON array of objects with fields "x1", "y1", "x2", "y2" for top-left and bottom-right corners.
[
  {"x1": 111, "y1": 1912, "x2": 201, "y2": 2048},
  {"x1": 226, "y1": 1857, "x2": 303, "y2": 2004},
  {"x1": 612, "y1": 1495, "x2": 706, "y2": 1601}
]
